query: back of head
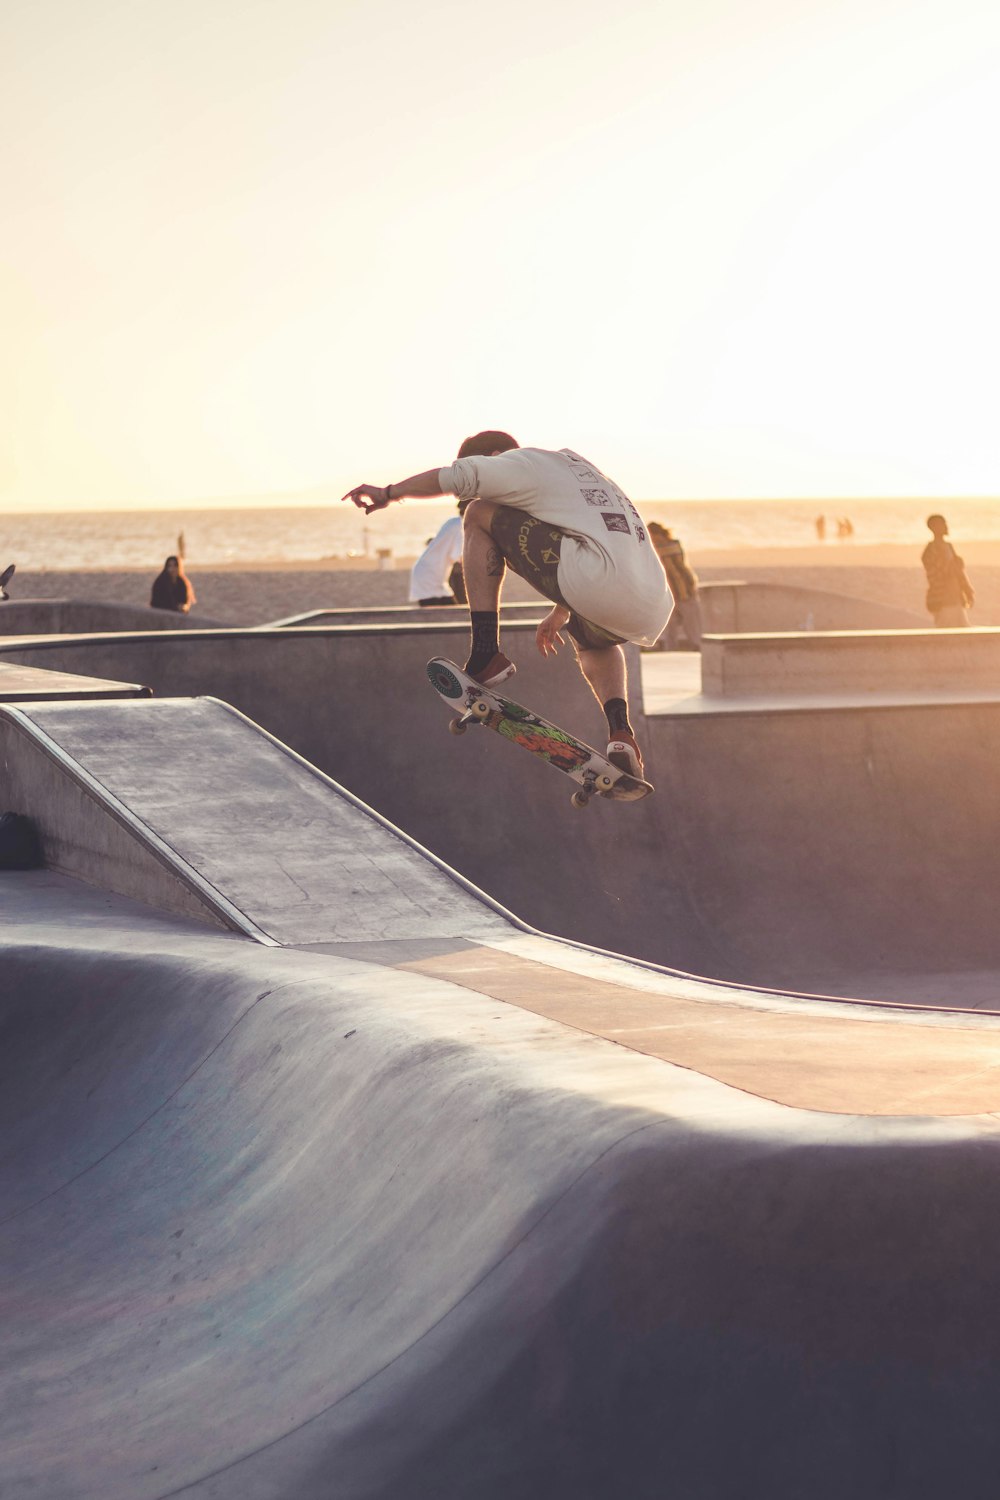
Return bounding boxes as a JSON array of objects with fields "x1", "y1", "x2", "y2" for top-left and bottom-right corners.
[
  {"x1": 926, "y1": 514, "x2": 948, "y2": 536},
  {"x1": 457, "y1": 431, "x2": 519, "y2": 459},
  {"x1": 648, "y1": 522, "x2": 673, "y2": 540}
]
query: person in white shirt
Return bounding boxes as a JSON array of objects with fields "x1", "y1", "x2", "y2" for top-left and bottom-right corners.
[
  {"x1": 343, "y1": 431, "x2": 670, "y2": 779},
  {"x1": 408, "y1": 503, "x2": 469, "y2": 606}
]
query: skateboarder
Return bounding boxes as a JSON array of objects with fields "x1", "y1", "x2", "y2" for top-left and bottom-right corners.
[{"x1": 342, "y1": 433, "x2": 670, "y2": 778}]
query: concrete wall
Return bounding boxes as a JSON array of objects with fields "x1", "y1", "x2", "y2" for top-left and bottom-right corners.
[
  {"x1": 700, "y1": 581, "x2": 924, "y2": 633},
  {"x1": 2, "y1": 625, "x2": 999, "y2": 990},
  {"x1": 0, "y1": 599, "x2": 224, "y2": 634},
  {"x1": 0, "y1": 709, "x2": 231, "y2": 929},
  {"x1": 702, "y1": 626, "x2": 1000, "y2": 697}
]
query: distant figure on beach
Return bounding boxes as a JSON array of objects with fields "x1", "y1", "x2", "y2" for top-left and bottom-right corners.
[
  {"x1": 815, "y1": 515, "x2": 826, "y2": 541},
  {"x1": 922, "y1": 515, "x2": 974, "y2": 627},
  {"x1": 647, "y1": 523, "x2": 702, "y2": 651},
  {"x1": 837, "y1": 516, "x2": 854, "y2": 540},
  {"x1": 150, "y1": 555, "x2": 196, "y2": 614},
  {"x1": 408, "y1": 501, "x2": 470, "y2": 607},
  {"x1": 343, "y1": 433, "x2": 670, "y2": 780}
]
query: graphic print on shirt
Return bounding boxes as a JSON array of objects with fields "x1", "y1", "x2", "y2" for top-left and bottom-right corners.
[
  {"x1": 602, "y1": 513, "x2": 631, "y2": 534},
  {"x1": 582, "y1": 488, "x2": 613, "y2": 507}
]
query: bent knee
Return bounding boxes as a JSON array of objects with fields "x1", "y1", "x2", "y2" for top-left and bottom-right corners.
[{"x1": 462, "y1": 497, "x2": 500, "y2": 532}]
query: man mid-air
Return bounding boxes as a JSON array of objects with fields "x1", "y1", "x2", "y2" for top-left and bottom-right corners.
[{"x1": 343, "y1": 431, "x2": 670, "y2": 780}]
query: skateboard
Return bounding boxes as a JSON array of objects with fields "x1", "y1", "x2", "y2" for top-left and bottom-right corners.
[
  {"x1": 426, "y1": 657, "x2": 653, "y2": 809},
  {"x1": 0, "y1": 565, "x2": 14, "y2": 601}
]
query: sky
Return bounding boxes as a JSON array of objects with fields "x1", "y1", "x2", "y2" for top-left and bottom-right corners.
[{"x1": 3, "y1": 0, "x2": 1000, "y2": 511}]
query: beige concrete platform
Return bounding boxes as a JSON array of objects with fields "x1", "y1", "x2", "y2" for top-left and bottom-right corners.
[{"x1": 0, "y1": 660, "x2": 150, "y2": 701}]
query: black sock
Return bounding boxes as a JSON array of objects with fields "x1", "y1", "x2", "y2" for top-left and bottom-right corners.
[
  {"x1": 604, "y1": 697, "x2": 632, "y2": 737},
  {"x1": 465, "y1": 611, "x2": 500, "y2": 675}
]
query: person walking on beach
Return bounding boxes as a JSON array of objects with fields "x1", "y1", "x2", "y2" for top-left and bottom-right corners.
[
  {"x1": 150, "y1": 555, "x2": 196, "y2": 614},
  {"x1": 922, "y1": 515, "x2": 974, "y2": 627},
  {"x1": 647, "y1": 522, "x2": 702, "y2": 650},
  {"x1": 408, "y1": 501, "x2": 470, "y2": 607},
  {"x1": 343, "y1": 432, "x2": 670, "y2": 778}
]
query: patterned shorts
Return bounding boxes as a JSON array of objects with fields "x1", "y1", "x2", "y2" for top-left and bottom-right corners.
[{"x1": 487, "y1": 504, "x2": 624, "y2": 651}]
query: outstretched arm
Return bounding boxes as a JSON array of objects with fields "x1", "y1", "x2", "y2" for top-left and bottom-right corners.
[{"x1": 341, "y1": 468, "x2": 445, "y2": 514}]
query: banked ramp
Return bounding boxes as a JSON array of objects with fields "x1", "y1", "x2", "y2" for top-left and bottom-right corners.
[{"x1": 7, "y1": 698, "x2": 1000, "y2": 1496}]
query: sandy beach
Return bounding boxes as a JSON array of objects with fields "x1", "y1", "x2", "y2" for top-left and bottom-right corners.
[{"x1": 10, "y1": 540, "x2": 1000, "y2": 627}]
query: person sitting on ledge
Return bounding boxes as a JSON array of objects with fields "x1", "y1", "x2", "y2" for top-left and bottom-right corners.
[{"x1": 150, "y1": 555, "x2": 196, "y2": 614}]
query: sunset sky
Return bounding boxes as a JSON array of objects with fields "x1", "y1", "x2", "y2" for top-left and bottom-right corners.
[{"x1": 4, "y1": 0, "x2": 999, "y2": 511}]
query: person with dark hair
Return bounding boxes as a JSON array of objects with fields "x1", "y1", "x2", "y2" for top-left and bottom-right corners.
[
  {"x1": 922, "y1": 515, "x2": 974, "y2": 627},
  {"x1": 150, "y1": 555, "x2": 196, "y2": 614},
  {"x1": 343, "y1": 432, "x2": 670, "y2": 779}
]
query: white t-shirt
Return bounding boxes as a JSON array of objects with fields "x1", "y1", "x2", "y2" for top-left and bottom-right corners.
[
  {"x1": 437, "y1": 447, "x2": 670, "y2": 645},
  {"x1": 408, "y1": 513, "x2": 464, "y2": 601}
]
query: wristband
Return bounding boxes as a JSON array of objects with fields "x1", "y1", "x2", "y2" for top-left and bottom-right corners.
[{"x1": 385, "y1": 484, "x2": 394, "y2": 502}]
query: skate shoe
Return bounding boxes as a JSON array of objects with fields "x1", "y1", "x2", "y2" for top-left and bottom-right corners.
[
  {"x1": 468, "y1": 652, "x2": 516, "y2": 688},
  {"x1": 607, "y1": 731, "x2": 643, "y2": 778}
]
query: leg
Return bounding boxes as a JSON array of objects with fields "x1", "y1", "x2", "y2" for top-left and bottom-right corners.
[
  {"x1": 572, "y1": 631, "x2": 643, "y2": 775},
  {"x1": 575, "y1": 642, "x2": 627, "y2": 709},
  {"x1": 462, "y1": 499, "x2": 506, "y2": 611}
]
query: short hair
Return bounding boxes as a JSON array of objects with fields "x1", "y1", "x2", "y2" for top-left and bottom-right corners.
[
  {"x1": 457, "y1": 430, "x2": 519, "y2": 459},
  {"x1": 926, "y1": 514, "x2": 948, "y2": 533}
]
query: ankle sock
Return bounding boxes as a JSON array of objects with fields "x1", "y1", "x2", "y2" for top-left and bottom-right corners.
[
  {"x1": 465, "y1": 611, "x2": 500, "y2": 675},
  {"x1": 604, "y1": 698, "x2": 633, "y2": 737}
]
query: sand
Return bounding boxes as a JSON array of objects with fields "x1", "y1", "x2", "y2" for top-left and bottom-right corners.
[{"x1": 10, "y1": 542, "x2": 1000, "y2": 627}]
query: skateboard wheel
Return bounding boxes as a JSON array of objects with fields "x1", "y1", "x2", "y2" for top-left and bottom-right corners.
[
  {"x1": 448, "y1": 717, "x2": 468, "y2": 736},
  {"x1": 571, "y1": 789, "x2": 591, "y2": 809},
  {"x1": 597, "y1": 774, "x2": 615, "y2": 791},
  {"x1": 472, "y1": 699, "x2": 491, "y2": 719},
  {"x1": 426, "y1": 661, "x2": 463, "y2": 699}
]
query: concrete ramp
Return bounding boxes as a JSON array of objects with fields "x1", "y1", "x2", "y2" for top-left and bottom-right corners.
[
  {"x1": 0, "y1": 697, "x2": 509, "y2": 947},
  {"x1": 7, "y1": 878, "x2": 1000, "y2": 1498}
]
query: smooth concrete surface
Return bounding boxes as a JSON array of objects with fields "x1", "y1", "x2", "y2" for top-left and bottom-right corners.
[
  {"x1": 0, "y1": 598, "x2": 225, "y2": 632},
  {"x1": 702, "y1": 624, "x2": 1000, "y2": 697},
  {"x1": 2, "y1": 623, "x2": 1000, "y2": 995},
  {"x1": 0, "y1": 660, "x2": 151, "y2": 701},
  {"x1": 268, "y1": 600, "x2": 549, "y2": 628},
  {"x1": 9, "y1": 875, "x2": 1000, "y2": 1497},
  {"x1": 0, "y1": 696, "x2": 509, "y2": 946},
  {"x1": 699, "y1": 579, "x2": 925, "y2": 633}
]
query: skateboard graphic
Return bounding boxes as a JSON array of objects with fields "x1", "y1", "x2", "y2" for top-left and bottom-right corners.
[
  {"x1": 0, "y1": 565, "x2": 14, "y2": 601},
  {"x1": 427, "y1": 658, "x2": 653, "y2": 809}
]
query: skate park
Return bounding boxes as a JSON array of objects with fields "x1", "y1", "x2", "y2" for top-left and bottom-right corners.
[{"x1": 5, "y1": 589, "x2": 1000, "y2": 1498}]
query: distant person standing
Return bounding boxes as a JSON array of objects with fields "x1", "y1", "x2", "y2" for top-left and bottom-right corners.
[
  {"x1": 648, "y1": 522, "x2": 703, "y2": 650},
  {"x1": 408, "y1": 501, "x2": 470, "y2": 607},
  {"x1": 150, "y1": 555, "x2": 196, "y2": 614},
  {"x1": 922, "y1": 515, "x2": 974, "y2": 627},
  {"x1": 815, "y1": 515, "x2": 827, "y2": 541}
]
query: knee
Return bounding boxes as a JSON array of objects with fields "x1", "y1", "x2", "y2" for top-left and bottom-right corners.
[{"x1": 462, "y1": 498, "x2": 495, "y2": 533}]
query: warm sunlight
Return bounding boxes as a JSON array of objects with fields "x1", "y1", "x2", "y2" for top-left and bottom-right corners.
[{"x1": 4, "y1": 0, "x2": 999, "y2": 509}]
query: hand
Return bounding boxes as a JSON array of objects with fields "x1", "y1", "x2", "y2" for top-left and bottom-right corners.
[
  {"x1": 341, "y1": 483, "x2": 392, "y2": 514},
  {"x1": 536, "y1": 604, "x2": 571, "y2": 659}
]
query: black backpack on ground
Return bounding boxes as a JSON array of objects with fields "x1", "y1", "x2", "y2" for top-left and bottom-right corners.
[{"x1": 0, "y1": 812, "x2": 42, "y2": 869}]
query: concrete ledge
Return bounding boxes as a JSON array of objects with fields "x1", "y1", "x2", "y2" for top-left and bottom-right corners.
[{"x1": 702, "y1": 625, "x2": 1000, "y2": 697}]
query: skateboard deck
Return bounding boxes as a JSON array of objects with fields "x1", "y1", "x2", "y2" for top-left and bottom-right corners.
[{"x1": 427, "y1": 658, "x2": 653, "y2": 808}]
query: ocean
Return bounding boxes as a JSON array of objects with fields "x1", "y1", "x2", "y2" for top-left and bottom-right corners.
[{"x1": 2, "y1": 496, "x2": 998, "y2": 571}]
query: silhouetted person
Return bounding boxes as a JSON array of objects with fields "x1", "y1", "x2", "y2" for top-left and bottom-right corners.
[
  {"x1": 151, "y1": 555, "x2": 195, "y2": 614},
  {"x1": 922, "y1": 515, "x2": 974, "y2": 627},
  {"x1": 648, "y1": 522, "x2": 703, "y2": 650},
  {"x1": 815, "y1": 515, "x2": 827, "y2": 541}
]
